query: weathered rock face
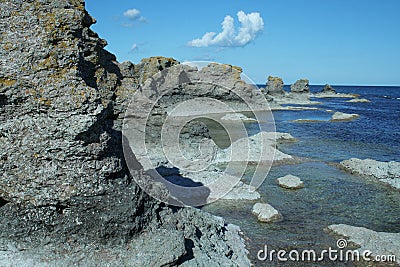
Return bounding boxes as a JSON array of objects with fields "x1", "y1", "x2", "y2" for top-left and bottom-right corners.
[
  {"x1": 135, "y1": 56, "x2": 180, "y2": 84},
  {"x1": 0, "y1": 1, "x2": 250, "y2": 265},
  {"x1": 0, "y1": 0, "x2": 126, "y2": 205},
  {"x1": 265, "y1": 76, "x2": 285, "y2": 95},
  {"x1": 322, "y1": 84, "x2": 336, "y2": 94},
  {"x1": 0, "y1": 0, "x2": 157, "y2": 243},
  {"x1": 290, "y1": 79, "x2": 310, "y2": 93}
]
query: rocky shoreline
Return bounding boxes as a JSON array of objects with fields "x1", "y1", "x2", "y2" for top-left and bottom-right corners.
[{"x1": 1, "y1": 1, "x2": 398, "y2": 266}]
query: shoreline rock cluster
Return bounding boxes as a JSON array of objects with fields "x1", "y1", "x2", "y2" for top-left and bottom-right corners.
[{"x1": 261, "y1": 77, "x2": 367, "y2": 118}]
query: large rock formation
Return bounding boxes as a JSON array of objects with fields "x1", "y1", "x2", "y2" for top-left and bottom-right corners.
[
  {"x1": 0, "y1": 0, "x2": 250, "y2": 265},
  {"x1": 290, "y1": 79, "x2": 310, "y2": 93},
  {"x1": 264, "y1": 76, "x2": 285, "y2": 95}
]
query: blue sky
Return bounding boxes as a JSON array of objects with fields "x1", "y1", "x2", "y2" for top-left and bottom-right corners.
[{"x1": 86, "y1": 0, "x2": 400, "y2": 85}]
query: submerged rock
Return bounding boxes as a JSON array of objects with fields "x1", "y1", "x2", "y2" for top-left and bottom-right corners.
[
  {"x1": 265, "y1": 76, "x2": 285, "y2": 95},
  {"x1": 328, "y1": 224, "x2": 400, "y2": 265},
  {"x1": 339, "y1": 158, "x2": 400, "y2": 189},
  {"x1": 277, "y1": 174, "x2": 304, "y2": 189},
  {"x1": 330, "y1": 111, "x2": 360, "y2": 121},
  {"x1": 252, "y1": 203, "x2": 282, "y2": 223},
  {"x1": 290, "y1": 79, "x2": 310, "y2": 93}
]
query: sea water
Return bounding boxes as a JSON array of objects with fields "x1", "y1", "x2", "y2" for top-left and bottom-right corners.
[{"x1": 202, "y1": 86, "x2": 400, "y2": 266}]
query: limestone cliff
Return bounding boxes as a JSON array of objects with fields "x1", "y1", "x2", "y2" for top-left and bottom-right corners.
[{"x1": 0, "y1": 0, "x2": 250, "y2": 265}]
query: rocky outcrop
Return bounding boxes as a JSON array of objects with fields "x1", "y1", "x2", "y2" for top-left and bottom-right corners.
[
  {"x1": 328, "y1": 224, "x2": 400, "y2": 265},
  {"x1": 0, "y1": 0, "x2": 250, "y2": 265},
  {"x1": 265, "y1": 76, "x2": 285, "y2": 95},
  {"x1": 134, "y1": 56, "x2": 179, "y2": 85},
  {"x1": 277, "y1": 174, "x2": 304, "y2": 189},
  {"x1": 322, "y1": 84, "x2": 336, "y2": 94},
  {"x1": 252, "y1": 203, "x2": 282, "y2": 223},
  {"x1": 290, "y1": 79, "x2": 310, "y2": 93},
  {"x1": 339, "y1": 158, "x2": 400, "y2": 189}
]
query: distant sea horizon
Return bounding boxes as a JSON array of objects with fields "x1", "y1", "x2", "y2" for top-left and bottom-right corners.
[{"x1": 256, "y1": 84, "x2": 400, "y2": 88}]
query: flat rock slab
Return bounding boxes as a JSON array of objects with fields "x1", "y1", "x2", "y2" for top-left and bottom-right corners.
[
  {"x1": 347, "y1": 98, "x2": 370, "y2": 103},
  {"x1": 330, "y1": 111, "x2": 360, "y2": 122},
  {"x1": 221, "y1": 113, "x2": 256, "y2": 122},
  {"x1": 252, "y1": 203, "x2": 282, "y2": 223},
  {"x1": 328, "y1": 224, "x2": 400, "y2": 265},
  {"x1": 277, "y1": 174, "x2": 304, "y2": 189},
  {"x1": 339, "y1": 158, "x2": 400, "y2": 189}
]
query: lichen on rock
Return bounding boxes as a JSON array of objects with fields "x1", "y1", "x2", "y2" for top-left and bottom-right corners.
[{"x1": 264, "y1": 76, "x2": 285, "y2": 95}]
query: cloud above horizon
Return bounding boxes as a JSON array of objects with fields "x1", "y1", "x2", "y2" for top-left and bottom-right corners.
[
  {"x1": 188, "y1": 11, "x2": 264, "y2": 47},
  {"x1": 123, "y1": 8, "x2": 146, "y2": 22},
  {"x1": 131, "y1": 43, "x2": 138, "y2": 51}
]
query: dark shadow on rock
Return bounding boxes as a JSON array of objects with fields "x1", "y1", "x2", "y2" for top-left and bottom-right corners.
[
  {"x1": 0, "y1": 94, "x2": 7, "y2": 109},
  {"x1": 176, "y1": 238, "x2": 195, "y2": 264},
  {"x1": 122, "y1": 134, "x2": 145, "y2": 172},
  {"x1": 0, "y1": 197, "x2": 8, "y2": 208},
  {"x1": 155, "y1": 166, "x2": 211, "y2": 208}
]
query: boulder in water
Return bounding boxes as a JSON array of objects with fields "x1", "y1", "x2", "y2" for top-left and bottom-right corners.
[
  {"x1": 252, "y1": 203, "x2": 282, "y2": 223},
  {"x1": 277, "y1": 174, "x2": 304, "y2": 189}
]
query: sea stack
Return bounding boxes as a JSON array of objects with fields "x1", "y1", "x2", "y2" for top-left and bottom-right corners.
[
  {"x1": 322, "y1": 84, "x2": 336, "y2": 94},
  {"x1": 265, "y1": 76, "x2": 285, "y2": 95},
  {"x1": 290, "y1": 79, "x2": 310, "y2": 93}
]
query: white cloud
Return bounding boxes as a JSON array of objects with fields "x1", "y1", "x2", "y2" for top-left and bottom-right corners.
[
  {"x1": 123, "y1": 8, "x2": 146, "y2": 22},
  {"x1": 123, "y1": 9, "x2": 141, "y2": 20},
  {"x1": 188, "y1": 11, "x2": 264, "y2": 47},
  {"x1": 131, "y1": 43, "x2": 138, "y2": 51}
]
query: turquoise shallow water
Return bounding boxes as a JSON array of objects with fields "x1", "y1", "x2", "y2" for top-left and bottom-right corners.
[{"x1": 202, "y1": 86, "x2": 400, "y2": 266}]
